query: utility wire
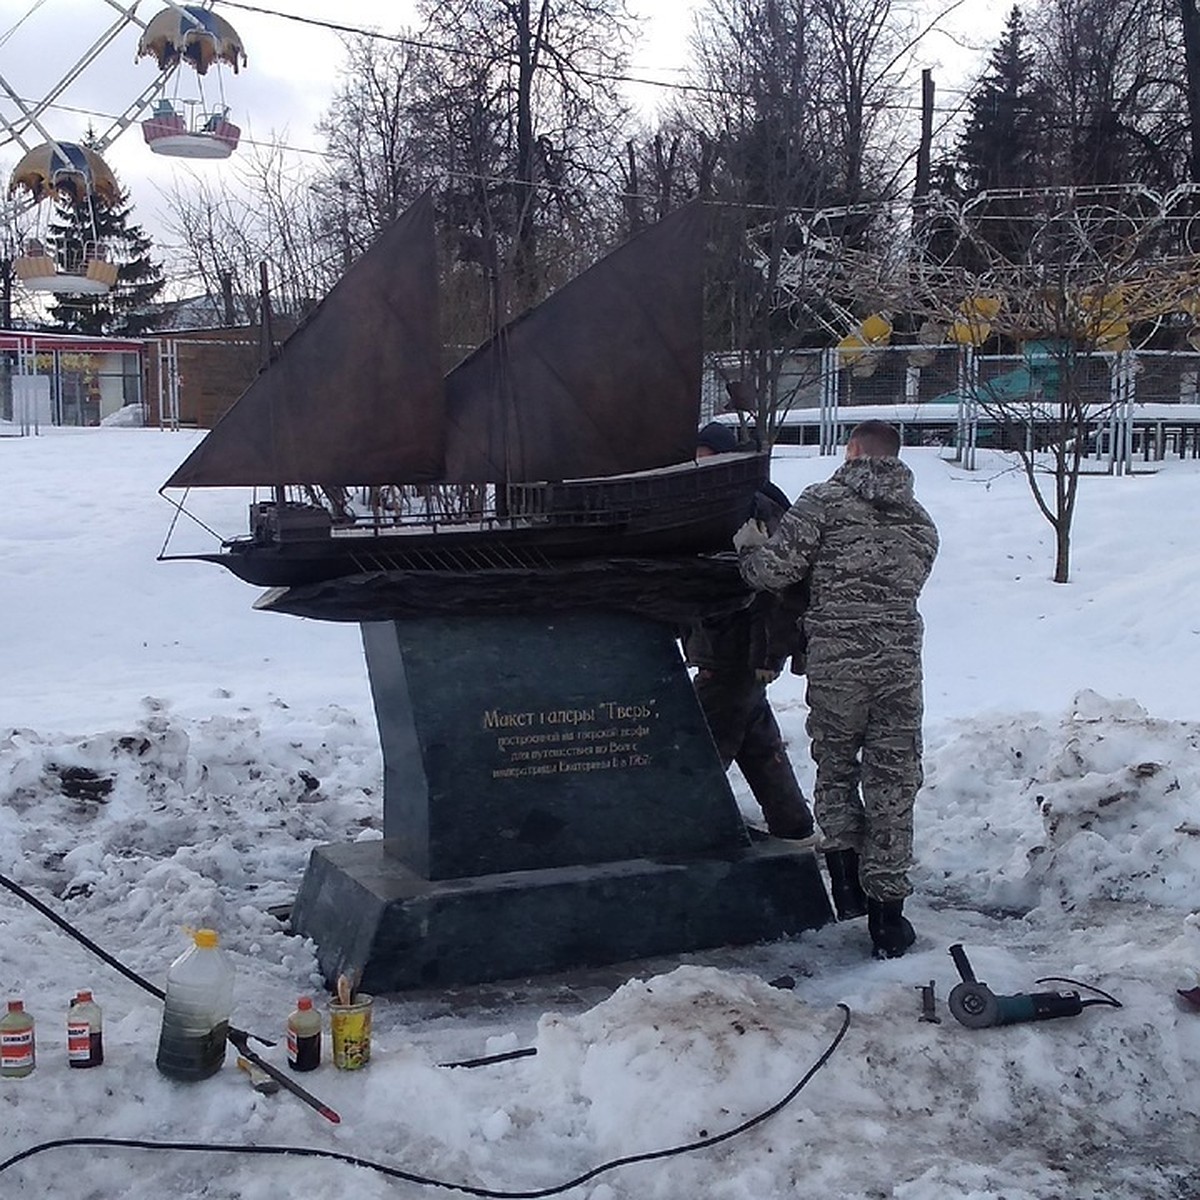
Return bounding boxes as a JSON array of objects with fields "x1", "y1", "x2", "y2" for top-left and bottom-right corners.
[
  {"x1": 216, "y1": 0, "x2": 985, "y2": 102},
  {"x1": 0, "y1": 870, "x2": 164, "y2": 1001},
  {"x1": 0, "y1": 0, "x2": 49, "y2": 49},
  {"x1": 0, "y1": 0, "x2": 986, "y2": 112}
]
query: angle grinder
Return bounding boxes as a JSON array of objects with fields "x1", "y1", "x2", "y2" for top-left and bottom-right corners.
[{"x1": 947, "y1": 943, "x2": 1121, "y2": 1028}]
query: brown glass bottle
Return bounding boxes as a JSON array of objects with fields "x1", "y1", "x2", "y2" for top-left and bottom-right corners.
[
  {"x1": 286, "y1": 996, "x2": 322, "y2": 1071},
  {"x1": 68, "y1": 990, "x2": 104, "y2": 1068}
]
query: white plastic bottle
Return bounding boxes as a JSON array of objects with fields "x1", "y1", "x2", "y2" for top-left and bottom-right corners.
[{"x1": 155, "y1": 928, "x2": 234, "y2": 1081}]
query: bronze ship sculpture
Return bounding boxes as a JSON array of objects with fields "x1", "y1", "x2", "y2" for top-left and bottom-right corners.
[{"x1": 160, "y1": 196, "x2": 770, "y2": 619}]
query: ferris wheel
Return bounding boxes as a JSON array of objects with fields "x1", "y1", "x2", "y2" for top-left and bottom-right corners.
[{"x1": 1, "y1": 0, "x2": 247, "y2": 296}]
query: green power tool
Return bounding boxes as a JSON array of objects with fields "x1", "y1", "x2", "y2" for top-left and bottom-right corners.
[{"x1": 947, "y1": 943, "x2": 1122, "y2": 1028}]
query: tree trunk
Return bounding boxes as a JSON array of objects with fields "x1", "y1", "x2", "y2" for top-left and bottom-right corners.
[
  {"x1": 1053, "y1": 519, "x2": 1071, "y2": 583},
  {"x1": 1181, "y1": 0, "x2": 1200, "y2": 181},
  {"x1": 623, "y1": 142, "x2": 643, "y2": 234},
  {"x1": 1, "y1": 257, "x2": 11, "y2": 327},
  {"x1": 914, "y1": 69, "x2": 933, "y2": 201}
]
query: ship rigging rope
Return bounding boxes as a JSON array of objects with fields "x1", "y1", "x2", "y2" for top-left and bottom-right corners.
[
  {"x1": 0, "y1": 868, "x2": 852, "y2": 1195},
  {"x1": 157, "y1": 484, "x2": 230, "y2": 549}
]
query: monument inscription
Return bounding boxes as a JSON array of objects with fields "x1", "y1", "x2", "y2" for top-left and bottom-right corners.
[{"x1": 487, "y1": 699, "x2": 657, "y2": 779}]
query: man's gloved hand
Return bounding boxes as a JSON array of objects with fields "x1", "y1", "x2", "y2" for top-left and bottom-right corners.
[
  {"x1": 754, "y1": 668, "x2": 781, "y2": 684},
  {"x1": 733, "y1": 518, "x2": 769, "y2": 551}
]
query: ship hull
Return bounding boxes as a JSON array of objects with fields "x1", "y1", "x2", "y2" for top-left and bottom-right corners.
[{"x1": 180, "y1": 452, "x2": 772, "y2": 589}]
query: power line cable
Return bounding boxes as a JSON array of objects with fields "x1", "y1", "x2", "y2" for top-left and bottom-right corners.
[
  {"x1": 207, "y1": 0, "x2": 992, "y2": 103},
  {"x1": 0, "y1": 0, "x2": 49, "y2": 48}
]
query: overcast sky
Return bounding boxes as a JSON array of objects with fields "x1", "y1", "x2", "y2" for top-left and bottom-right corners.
[{"x1": 0, "y1": 0, "x2": 1003, "y2": 252}]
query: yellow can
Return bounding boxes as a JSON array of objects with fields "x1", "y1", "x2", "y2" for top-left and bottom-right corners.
[{"x1": 329, "y1": 995, "x2": 372, "y2": 1070}]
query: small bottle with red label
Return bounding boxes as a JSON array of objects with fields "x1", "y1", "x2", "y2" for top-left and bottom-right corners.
[
  {"x1": 67, "y1": 990, "x2": 104, "y2": 1068},
  {"x1": 1, "y1": 999, "x2": 36, "y2": 1078},
  {"x1": 286, "y1": 996, "x2": 322, "y2": 1071}
]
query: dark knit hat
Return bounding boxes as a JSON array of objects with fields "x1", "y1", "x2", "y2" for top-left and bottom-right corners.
[{"x1": 696, "y1": 421, "x2": 739, "y2": 454}]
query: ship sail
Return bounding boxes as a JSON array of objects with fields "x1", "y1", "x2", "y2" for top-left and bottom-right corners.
[
  {"x1": 163, "y1": 198, "x2": 708, "y2": 492},
  {"x1": 163, "y1": 192, "x2": 445, "y2": 489},
  {"x1": 442, "y1": 202, "x2": 706, "y2": 484}
]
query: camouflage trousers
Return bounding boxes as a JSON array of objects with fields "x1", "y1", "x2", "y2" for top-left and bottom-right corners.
[
  {"x1": 693, "y1": 668, "x2": 813, "y2": 839},
  {"x1": 805, "y1": 649, "x2": 924, "y2": 900}
]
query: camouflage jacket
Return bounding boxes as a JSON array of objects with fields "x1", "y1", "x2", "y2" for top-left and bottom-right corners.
[{"x1": 737, "y1": 456, "x2": 938, "y2": 653}]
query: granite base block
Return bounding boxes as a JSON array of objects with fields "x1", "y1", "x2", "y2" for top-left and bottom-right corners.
[{"x1": 291, "y1": 838, "x2": 834, "y2": 992}]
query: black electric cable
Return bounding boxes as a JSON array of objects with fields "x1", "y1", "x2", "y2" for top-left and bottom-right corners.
[
  {"x1": 0, "y1": 868, "x2": 501, "y2": 1073},
  {"x1": 0, "y1": 1003, "x2": 851, "y2": 1196},
  {"x1": 440, "y1": 1046, "x2": 539, "y2": 1069},
  {"x1": 0, "y1": 871, "x2": 279, "y2": 1044},
  {"x1": 1034, "y1": 976, "x2": 1124, "y2": 1009},
  {"x1": 0, "y1": 870, "x2": 165, "y2": 1001}
]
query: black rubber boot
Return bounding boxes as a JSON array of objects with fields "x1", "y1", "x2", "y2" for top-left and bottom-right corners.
[
  {"x1": 824, "y1": 849, "x2": 868, "y2": 921},
  {"x1": 868, "y1": 898, "x2": 916, "y2": 959}
]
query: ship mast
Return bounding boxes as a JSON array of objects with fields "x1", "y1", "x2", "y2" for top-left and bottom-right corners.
[{"x1": 257, "y1": 260, "x2": 285, "y2": 509}]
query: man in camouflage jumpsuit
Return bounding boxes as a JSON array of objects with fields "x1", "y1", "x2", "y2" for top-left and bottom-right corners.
[{"x1": 734, "y1": 420, "x2": 938, "y2": 958}]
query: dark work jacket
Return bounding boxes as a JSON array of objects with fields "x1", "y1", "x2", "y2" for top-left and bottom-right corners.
[{"x1": 682, "y1": 482, "x2": 809, "y2": 675}]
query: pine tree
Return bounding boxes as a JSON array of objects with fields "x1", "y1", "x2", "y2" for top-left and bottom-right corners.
[
  {"x1": 46, "y1": 180, "x2": 166, "y2": 336},
  {"x1": 957, "y1": 7, "x2": 1045, "y2": 194}
]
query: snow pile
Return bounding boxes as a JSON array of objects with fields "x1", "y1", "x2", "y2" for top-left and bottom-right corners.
[
  {"x1": 0, "y1": 699, "x2": 379, "y2": 998},
  {"x1": 100, "y1": 404, "x2": 146, "y2": 428},
  {"x1": 3, "y1": 430, "x2": 1200, "y2": 1197},
  {"x1": 919, "y1": 689, "x2": 1200, "y2": 917}
]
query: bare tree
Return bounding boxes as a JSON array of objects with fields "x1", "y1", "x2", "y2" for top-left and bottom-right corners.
[
  {"x1": 903, "y1": 186, "x2": 1200, "y2": 582},
  {"x1": 314, "y1": 6, "x2": 635, "y2": 341},
  {"x1": 160, "y1": 140, "x2": 336, "y2": 325},
  {"x1": 317, "y1": 37, "x2": 439, "y2": 241},
  {"x1": 617, "y1": 118, "x2": 721, "y2": 233},
  {"x1": 1184, "y1": 0, "x2": 1200, "y2": 181},
  {"x1": 415, "y1": 0, "x2": 635, "y2": 314},
  {"x1": 1031, "y1": 0, "x2": 1189, "y2": 189},
  {"x1": 676, "y1": 0, "x2": 912, "y2": 445}
]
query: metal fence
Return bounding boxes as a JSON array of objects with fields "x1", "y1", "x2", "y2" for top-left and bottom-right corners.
[{"x1": 704, "y1": 345, "x2": 1200, "y2": 473}]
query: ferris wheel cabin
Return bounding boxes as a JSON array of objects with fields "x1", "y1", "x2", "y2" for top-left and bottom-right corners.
[
  {"x1": 8, "y1": 141, "x2": 122, "y2": 296},
  {"x1": 136, "y1": 6, "x2": 246, "y2": 160},
  {"x1": 14, "y1": 239, "x2": 119, "y2": 295},
  {"x1": 141, "y1": 99, "x2": 240, "y2": 159}
]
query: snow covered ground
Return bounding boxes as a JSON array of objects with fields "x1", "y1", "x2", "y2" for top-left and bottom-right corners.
[{"x1": 2, "y1": 426, "x2": 1200, "y2": 1199}]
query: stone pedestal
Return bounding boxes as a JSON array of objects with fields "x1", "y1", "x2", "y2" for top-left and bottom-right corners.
[{"x1": 290, "y1": 611, "x2": 831, "y2": 991}]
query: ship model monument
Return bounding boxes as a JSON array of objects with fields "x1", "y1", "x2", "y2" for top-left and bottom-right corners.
[{"x1": 160, "y1": 195, "x2": 832, "y2": 992}]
